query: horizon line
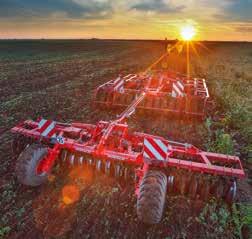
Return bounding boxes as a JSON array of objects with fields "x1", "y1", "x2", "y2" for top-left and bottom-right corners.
[{"x1": 0, "y1": 38, "x2": 251, "y2": 43}]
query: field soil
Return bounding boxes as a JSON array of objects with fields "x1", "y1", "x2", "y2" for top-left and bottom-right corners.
[{"x1": 0, "y1": 40, "x2": 251, "y2": 238}]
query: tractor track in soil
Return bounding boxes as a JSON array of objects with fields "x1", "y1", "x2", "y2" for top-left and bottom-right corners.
[{"x1": 0, "y1": 40, "x2": 251, "y2": 238}]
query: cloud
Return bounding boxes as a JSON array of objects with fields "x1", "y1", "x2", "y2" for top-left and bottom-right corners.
[
  {"x1": 0, "y1": 0, "x2": 113, "y2": 19},
  {"x1": 235, "y1": 26, "x2": 252, "y2": 33},
  {"x1": 0, "y1": 0, "x2": 251, "y2": 40},
  {"x1": 231, "y1": 22, "x2": 252, "y2": 33},
  {"x1": 130, "y1": 0, "x2": 185, "y2": 13},
  {"x1": 225, "y1": 0, "x2": 252, "y2": 22},
  {"x1": 206, "y1": 0, "x2": 252, "y2": 23}
]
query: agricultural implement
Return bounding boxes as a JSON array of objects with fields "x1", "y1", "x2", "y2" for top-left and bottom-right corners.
[
  {"x1": 93, "y1": 50, "x2": 209, "y2": 118},
  {"x1": 11, "y1": 49, "x2": 245, "y2": 224}
]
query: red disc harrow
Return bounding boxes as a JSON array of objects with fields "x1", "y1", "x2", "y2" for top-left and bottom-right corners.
[{"x1": 11, "y1": 47, "x2": 245, "y2": 224}]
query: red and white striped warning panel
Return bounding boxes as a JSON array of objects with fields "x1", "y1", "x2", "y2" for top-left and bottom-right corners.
[
  {"x1": 143, "y1": 138, "x2": 168, "y2": 161},
  {"x1": 37, "y1": 119, "x2": 56, "y2": 138},
  {"x1": 171, "y1": 81, "x2": 184, "y2": 97}
]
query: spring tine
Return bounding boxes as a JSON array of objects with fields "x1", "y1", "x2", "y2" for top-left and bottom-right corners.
[
  {"x1": 168, "y1": 175, "x2": 174, "y2": 185},
  {"x1": 213, "y1": 179, "x2": 224, "y2": 199},
  {"x1": 70, "y1": 154, "x2": 75, "y2": 166},
  {"x1": 230, "y1": 180, "x2": 237, "y2": 197},
  {"x1": 120, "y1": 165, "x2": 124, "y2": 177},
  {"x1": 105, "y1": 161, "x2": 111, "y2": 176},
  {"x1": 79, "y1": 155, "x2": 84, "y2": 165},
  {"x1": 83, "y1": 156, "x2": 88, "y2": 165},
  {"x1": 88, "y1": 157, "x2": 93, "y2": 166},
  {"x1": 96, "y1": 160, "x2": 102, "y2": 172},
  {"x1": 115, "y1": 164, "x2": 121, "y2": 178},
  {"x1": 200, "y1": 179, "x2": 210, "y2": 201},
  {"x1": 124, "y1": 167, "x2": 128, "y2": 181},
  {"x1": 232, "y1": 180, "x2": 237, "y2": 200},
  {"x1": 58, "y1": 150, "x2": 63, "y2": 163},
  {"x1": 167, "y1": 175, "x2": 174, "y2": 193},
  {"x1": 179, "y1": 174, "x2": 187, "y2": 195},
  {"x1": 62, "y1": 150, "x2": 68, "y2": 162},
  {"x1": 225, "y1": 179, "x2": 237, "y2": 203},
  {"x1": 172, "y1": 173, "x2": 178, "y2": 192},
  {"x1": 65, "y1": 153, "x2": 71, "y2": 167},
  {"x1": 188, "y1": 176, "x2": 198, "y2": 199}
]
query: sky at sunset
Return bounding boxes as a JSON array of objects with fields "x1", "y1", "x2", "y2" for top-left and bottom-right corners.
[{"x1": 0, "y1": 0, "x2": 251, "y2": 41}]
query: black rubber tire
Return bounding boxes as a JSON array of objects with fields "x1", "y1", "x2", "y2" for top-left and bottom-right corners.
[
  {"x1": 137, "y1": 170, "x2": 167, "y2": 224},
  {"x1": 15, "y1": 144, "x2": 49, "y2": 186}
]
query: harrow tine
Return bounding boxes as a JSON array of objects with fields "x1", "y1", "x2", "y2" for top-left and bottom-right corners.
[
  {"x1": 69, "y1": 153, "x2": 75, "y2": 166},
  {"x1": 114, "y1": 164, "x2": 122, "y2": 178},
  {"x1": 188, "y1": 176, "x2": 198, "y2": 199},
  {"x1": 123, "y1": 166, "x2": 134, "y2": 181},
  {"x1": 62, "y1": 150, "x2": 68, "y2": 163},
  {"x1": 54, "y1": 148, "x2": 238, "y2": 205},
  {"x1": 173, "y1": 172, "x2": 180, "y2": 193},
  {"x1": 105, "y1": 161, "x2": 111, "y2": 176},
  {"x1": 57, "y1": 149, "x2": 70, "y2": 171},
  {"x1": 78, "y1": 155, "x2": 84, "y2": 165},
  {"x1": 65, "y1": 153, "x2": 71, "y2": 167},
  {"x1": 96, "y1": 159, "x2": 102, "y2": 172},
  {"x1": 211, "y1": 179, "x2": 224, "y2": 200},
  {"x1": 179, "y1": 174, "x2": 188, "y2": 195},
  {"x1": 167, "y1": 175, "x2": 174, "y2": 194},
  {"x1": 225, "y1": 179, "x2": 237, "y2": 203},
  {"x1": 123, "y1": 167, "x2": 129, "y2": 181},
  {"x1": 58, "y1": 149, "x2": 67, "y2": 167},
  {"x1": 88, "y1": 157, "x2": 93, "y2": 166},
  {"x1": 199, "y1": 179, "x2": 210, "y2": 201}
]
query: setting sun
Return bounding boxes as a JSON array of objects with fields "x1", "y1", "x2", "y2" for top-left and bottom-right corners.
[{"x1": 180, "y1": 25, "x2": 196, "y2": 41}]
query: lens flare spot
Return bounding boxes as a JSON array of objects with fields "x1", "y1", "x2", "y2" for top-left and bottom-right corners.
[
  {"x1": 62, "y1": 184, "x2": 80, "y2": 205},
  {"x1": 69, "y1": 166, "x2": 94, "y2": 185}
]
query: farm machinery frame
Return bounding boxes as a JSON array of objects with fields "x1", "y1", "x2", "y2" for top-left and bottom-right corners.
[
  {"x1": 11, "y1": 49, "x2": 245, "y2": 224},
  {"x1": 93, "y1": 70, "x2": 210, "y2": 119}
]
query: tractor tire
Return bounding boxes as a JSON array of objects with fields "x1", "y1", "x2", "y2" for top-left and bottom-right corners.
[
  {"x1": 137, "y1": 170, "x2": 167, "y2": 224},
  {"x1": 15, "y1": 144, "x2": 50, "y2": 186}
]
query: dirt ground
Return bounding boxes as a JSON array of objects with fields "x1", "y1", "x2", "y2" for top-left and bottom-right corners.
[{"x1": 0, "y1": 40, "x2": 251, "y2": 238}]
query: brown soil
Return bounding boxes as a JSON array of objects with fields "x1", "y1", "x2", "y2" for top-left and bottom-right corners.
[{"x1": 0, "y1": 40, "x2": 251, "y2": 238}]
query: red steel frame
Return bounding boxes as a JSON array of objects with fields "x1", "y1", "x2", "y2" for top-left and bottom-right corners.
[
  {"x1": 11, "y1": 90, "x2": 245, "y2": 180},
  {"x1": 10, "y1": 43, "x2": 246, "y2": 205},
  {"x1": 93, "y1": 70, "x2": 209, "y2": 117},
  {"x1": 11, "y1": 65, "x2": 245, "y2": 195}
]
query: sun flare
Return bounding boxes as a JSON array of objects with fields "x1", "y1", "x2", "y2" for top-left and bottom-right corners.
[{"x1": 180, "y1": 25, "x2": 196, "y2": 41}]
